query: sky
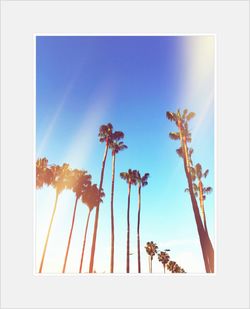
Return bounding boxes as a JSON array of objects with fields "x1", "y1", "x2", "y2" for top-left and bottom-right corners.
[{"x1": 36, "y1": 36, "x2": 215, "y2": 274}]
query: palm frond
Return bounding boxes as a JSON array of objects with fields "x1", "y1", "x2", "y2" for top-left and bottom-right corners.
[
  {"x1": 203, "y1": 186, "x2": 213, "y2": 194},
  {"x1": 166, "y1": 111, "x2": 177, "y2": 122},
  {"x1": 204, "y1": 169, "x2": 209, "y2": 178},
  {"x1": 186, "y1": 112, "x2": 196, "y2": 121},
  {"x1": 169, "y1": 132, "x2": 180, "y2": 140},
  {"x1": 176, "y1": 147, "x2": 184, "y2": 158}
]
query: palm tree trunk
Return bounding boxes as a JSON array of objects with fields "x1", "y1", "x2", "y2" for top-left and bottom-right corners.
[
  {"x1": 126, "y1": 183, "x2": 131, "y2": 273},
  {"x1": 39, "y1": 191, "x2": 59, "y2": 273},
  {"x1": 137, "y1": 184, "x2": 141, "y2": 273},
  {"x1": 110, "y1": 154, "x2": 116, "y2": 273},
  {"x1": 79, "y1": 209, "x2": 91, "y2": 273},
  {"x1": 163, "y1": 265, "x2": 166, "y2": 274},
  {"x1": 148, "y1": 255, "x2": 151, "y2": 273},
  {"x1": 199, "y1": 181, "x2": 208, "y2": 233},
  {"x1": 150, "y1": 257, "x2": 153, "y2": 273},
  {"x1": 62, "y1": 196, "x2": 79, "y2": 273},
  {"x1": 89, "y1": 142, "x2": 109, "y2": 273}
]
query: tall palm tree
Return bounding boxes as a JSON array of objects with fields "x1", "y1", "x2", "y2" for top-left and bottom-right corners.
[
  {"x1": 120, "y1": 169, "x2": 137, "y2": 273},
  {"x1": 89, "y1": 123, "x2": 113, "y2": 273},
  {"x1": 158, "y1": 250, "x2": 170, "y2": 273},
  {"x1": 89, "y1": 124, "x2": 125, "y2": 273},
  {"x1": 79, "y1": 185, "x2": 105, "y2": 273},
  {"x1": 109, "y1": 139, "x2": 127, "y2": 273},
  {"x1": 134, "y1": 171, "x2": 149, "y2": 273},
  {"x1": 62, "y1": 169, "x2": 91, "y2": 273},
  {"x1": 145, "y1": 241, "x2": 158, "y2": 273},
  {"x1": 38, "y1": 163, "x2": 72, "y2": 273},
  {"x1": 166, "y1": 109, "x2": 214, "y2": 273}
]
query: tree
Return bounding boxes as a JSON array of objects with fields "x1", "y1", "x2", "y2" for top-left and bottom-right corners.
[
  {"x1": 38, "y1": 163, "x2": 72, "y2": 273},
  {"x1": 145, "y1": 241, "x2": 158, "y2": 273},
  {"x1": 166, "y1": 109, "x2": 214, "y2": 273},
  {"x1": 36, "y1": 157, "x2": 53, "y2": 189},
  {"x1": 134, "y1": 171, "x2": 149, "y2": 273},
  {"x1": 120, "y1": 169, "x2": 137, "y2": 273},
  {"x1": 79, "y1": 184, "x2": 105, "y2": 273},
  {"x1": 89, "y1": 123, "x2": 113, "y2": 273},
  {"x1": 89, "y1": 123, "x2": 125, "y2": 273},
  {"x1": 167, "y1": 260, "x2": 186, "y2": 273},
  {"x1": 62, "y1": 169, "x2": 91, "y2": 273},
  {"x1": 158, "y1": 250, "x2": 170, "y2": 273},
  {"x1": 109, "y1": 138, "x2": 127, "y2": 273}
]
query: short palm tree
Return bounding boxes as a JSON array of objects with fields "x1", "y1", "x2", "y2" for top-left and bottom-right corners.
[
  {"x1": 167, "y1": 260, "x2": 186, "y2": 273},
  {"x1": 109, "y1": 138, "x2": 127, "y2": 273},
  {"x1": 62, "y1": 169, "x2": 91, "y2": 273},
  {"x1": 79, "y1": 184, "x2": 105, "y2": 273},
  {"x1": 120, "y1": 169, "x2": 137, "y2": 273},
  {"x1": 167, "y1": 109, "x2": 214, "y2": 273},
  {"x1": 145, "y1": 241, "x2": 158, "y2": 273},
  {"x1": 166, "y1": 260, "x2": 177, "y2": 273},
  {"x1": 158, "y1": 250, "x2": 170, "y2": 273},
  {"x1": 134, "y1": 171, "x2": 149, "y2": 273},
  {"x1": 38, "y1": 163, "x2": 72, "y2": 273}
]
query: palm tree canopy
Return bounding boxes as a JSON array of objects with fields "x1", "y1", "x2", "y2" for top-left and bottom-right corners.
[
  {"x1": 98, "y1": 123, "x2": 114, "y2": 143},
  {"x1": 134, "y1": 171, "x2": 150, "y2": 187},
  {"x1": 82, "y1": 184, "x2": 105, "y2": 212},
  {"x1": 70, "y1": 169, "x2": 92, "y2": 199},
  {"x1": 109, "y1": 140, "x2": 127, "y2": 155},
  {"x1": 158, "y1": 251, "x2": 170, "y2": 265},
  {"x1": 36, "y1": 157, "x2": 53, "y2": 189},
  {"x1": 50, "y1": 163, "x2": 72, "y2": 194},
  {"x1": 145, "y1": 241, "x2": 158, "y2": 257},
  {"x1": 120, "y1": 169, "x2": 137, "y2": 185},
  {"x1": 111, "y1": 131, "x2": 125, "y2": 141},
  {"x1": 167, "y1": 260, "x2": 177, "y2": 272}
]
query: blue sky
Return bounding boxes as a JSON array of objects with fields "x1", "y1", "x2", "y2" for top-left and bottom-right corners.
[{"x1": 36, "y1": 36, "x2": 215, "y2": 274}]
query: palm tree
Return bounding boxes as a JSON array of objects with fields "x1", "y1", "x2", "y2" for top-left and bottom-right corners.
[
  {"x1": 134, "y1": 171, "x2": 149, "y2": 273},
  {"x1": 79, "y1": 185, "x2": 105, "y2": 273},
  {"x1": 38, "y1": 163, "x2": 72, "y2": 273},
  {"x1": 145, "y1": 241, "x2": 158, "y2": 273},
  {"x1": 36, "y1": 157, "x2": 53, "y2": 189},
  {"x1": 120, "y1": 169, "x2": 137, "y2": 273},
  {"x1": 89, "y1": 123, "x2": 113, "y2": 273},
  {"x1": 89, "y1": 123, "x2": 125, "y2": 273},
  {"x1": 158, "y1": 250, "x2": 170, "y2": 273},
  {"x1": 109, "y1": 139, "x2": 127, "y2": 273},
  {"x1": 167, "y1": 260, "x2": 186, "y2": 273},
  {"x1": 166, "y1": 260, "x2": 177, "y2": 273},
  {"x1": 62, "y1": 169, "x2": 91, "y2": 273},
  {"x1": 166, "y1": 109, "x2": 214, "y2": 273}
]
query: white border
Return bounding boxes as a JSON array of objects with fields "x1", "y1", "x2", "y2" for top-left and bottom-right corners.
[{"x1": 1, "y1": 1, "x2": 249, "y2": 308}]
